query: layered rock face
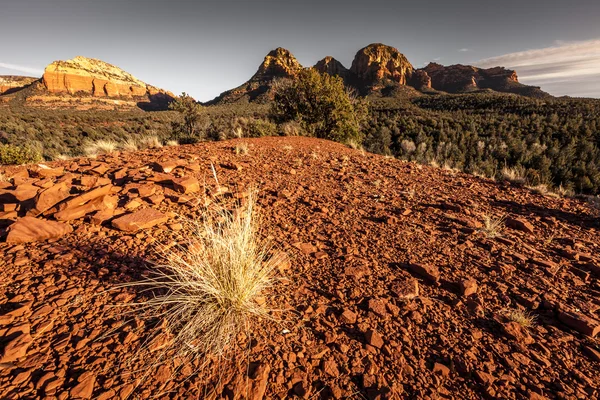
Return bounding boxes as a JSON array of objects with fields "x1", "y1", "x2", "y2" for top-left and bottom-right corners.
[
  {"x1": 42, "y1": 56, "x2": 167, "y2": 98},
  {"x1": 0, "y1": 76, "x2": 38, "y2": 95},
  {"x1": 350, "y1": 43, "x2": 416, "y2": 86}
]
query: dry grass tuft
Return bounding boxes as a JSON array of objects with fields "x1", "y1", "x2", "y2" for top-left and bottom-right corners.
[
  {"x1": 125, "y1": 191, "x2": 282, "y2": 359},
  {"x1": 480, "y1": 214, "x2": 505, "y2": 238},
  {"x1": 121, "y1": 138, "x2": 139, "y2": 152},
  {"x1": 504, "y1": 308, "x2": 537, "y2": 328},
  {"x1": 165, "y1": 140, "x2": 179, "y2": 147},
  {"x1": 138, "y1": 135, "x2": 163, "y2": 149},
  {"x1": 500, "y1": 166, "x2": 527, "y2": 185},
  {"x1": 234, "y1": 142, "x2": 249, "y2": 155},
  {"x1": 282, "y1": 144, "x2": 293, "y2": 152},
  {"x1": 83, "y1": 140, "x2": 118, "y2": 157}
]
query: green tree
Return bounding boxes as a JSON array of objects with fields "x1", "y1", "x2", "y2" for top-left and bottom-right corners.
[
  {"x1": 169, "y1": 92, "x2": 203, "y2": 140},
  {"x1": 272, "y1": 68, "x2": 368, "y2": 144}
]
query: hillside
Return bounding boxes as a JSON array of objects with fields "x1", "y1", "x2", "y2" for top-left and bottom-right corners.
[{"x1": 0, "y1": 137, "x2": 599, "y2": 399}]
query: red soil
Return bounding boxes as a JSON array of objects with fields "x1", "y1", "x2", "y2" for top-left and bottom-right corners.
[{"x1": 0, "y1": 137, "x2": 599, "y2": 399}]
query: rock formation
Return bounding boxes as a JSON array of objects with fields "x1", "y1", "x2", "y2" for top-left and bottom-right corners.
[
  {"x1": 314, "y1": 56, "x2": 350, "y2": 79},
  {"x1": 350, "y1": 43, "x2": 416, "y2": 86},
  {"x1": 420, "y1": 62, "x2": 548, "y2": 97},
  {"x1": 0, "y1": 76, "x2": 38, "y2": 95},
  {"x1": 44, "y1": 56, "x2": 152, "y2": 97},
  {"x1": 208, "y1": 48, "x2": 304, "y2": 104}
]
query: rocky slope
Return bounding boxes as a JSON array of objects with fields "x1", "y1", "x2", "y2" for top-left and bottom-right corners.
[
  {"x1": 209, "y1": 43, "x2": 548, "y2": 103},
  {"x1": 208, "y1": 48, "x2": 303, "y2": 104},
  {"x1": 0, "y1": 57, "x2": 174, "y2": 110},
  {"x1": 0, "y1": 76, "x2": 38, "y2": 96},
  {"x1": 0, "y1": 137, "x2": 599, "y2": 399}
]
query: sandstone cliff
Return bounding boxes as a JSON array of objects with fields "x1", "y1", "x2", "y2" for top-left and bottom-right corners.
[
  {"x1": 350, "y1": 43, "x2": 421, "y2": 88},
  {"x1": 42, "y1": 56, "x2": 171, "y2": 99},
  {"x1": 0, "y1": 56, "x2": 175, "y2": 110},
  {"x1": 0, "y1": 76, "x2": 38, "y2": 95}
]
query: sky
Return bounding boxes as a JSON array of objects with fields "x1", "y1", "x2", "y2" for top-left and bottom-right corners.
[{"x1": 1, "y1": 0, "x2": 600, "y2": 101}]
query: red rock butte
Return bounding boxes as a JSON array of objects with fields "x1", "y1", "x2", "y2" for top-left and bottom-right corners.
[{"x1": 42, "y1": 56, "x2": 170, "y2": 98}]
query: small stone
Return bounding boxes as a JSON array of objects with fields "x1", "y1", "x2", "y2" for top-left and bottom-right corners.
[
  {"x1": 503, "y1": 321, "x2": 534, "y2": 345},
  {"x1": 459, "y1": 279, "x2": 478, "y2": 297},
  {"x1": 70, "y1": 375, "x2": 95, "y2": 399},
  {"x1": 404, "y1": 263, "x2": 440, "y2": 282},
  {"x1": 368, "y1": 298, "x2": 388, "y2": 318},
  {"x1": 322, "y1": 359, "x2": 340, "y2": 377},
  {"x1": 172, "y1": 177, "x2": 199, "y2": 194},
  {"x1": 433, "y1": 363, "x2": 450, "y2": 377},
  {"x1": 112, "y1": 208, "x2": 168, "y2": 232},
  {"x1": 0, "y1": 332, "x2": 33, "y2": 363},
  {"x1": 505, "y1": 217, "x2": 534, "y2": 235},
  {"x1": 340, "y1": 310, "x2": 357, "y2": 324},
  {"x1": 391, "y1": 278, "x2": 419, "y2": 299},
  {"x1": 364, "y1": 329, "x2": 384, "y2": 348},
  {"x1": 558, "y1": 310, "x2": 600, "y2": 337}
]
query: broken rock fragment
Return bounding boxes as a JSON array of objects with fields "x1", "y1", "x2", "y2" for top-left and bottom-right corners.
[
  {"x1": 6, "y1": 216, "x2": 72, "y2": 243},
  {"x1": 111, "y1": 208, "x2": 168, "y2": 232}
]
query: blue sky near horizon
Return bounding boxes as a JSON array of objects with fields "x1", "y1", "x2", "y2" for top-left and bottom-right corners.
[{"x1": 1, "y1": 0, "x2": 599, "y2": 100}]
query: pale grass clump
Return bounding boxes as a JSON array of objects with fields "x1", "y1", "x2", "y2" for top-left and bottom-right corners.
[
  {"x1": 126, "y1": 192, "x2": 282, "y2": 358},
  {"x1": 345, "y1": 138, "x2": 364, "y2": 152},
  {"x1": 84, "y1": 140, "x2": 118, "y2": 157},
  {"x1": 504, "y1": 308, "x2": 537, "y2": 328},
  {"x1": 138, "y1": 135, "x2": 163, "y2": 149},
  {"x1": 53, "y1": 154, "x2": 71, "y2": 161},
  {"x1": 480, "y1": 214, "x2": 505, "y2": 238},
  {"x1": 282, "y1": 144, "x2": 293, "y2": 152},
  {"x1": 0, "y1": 172, "x2": 8, "y2": 182},
  {"x1": 121, "y1": 138, "x2": 139, "y2": 152},
  {"x1": 165, "y1": 140, "x2": 179, "y2": 147},
  {"x1": 234, "y1": 142, "x2": 249, "y2": 155},
  {"x1": 500, "y1": 166, "x2": 527, "y2": 185}
]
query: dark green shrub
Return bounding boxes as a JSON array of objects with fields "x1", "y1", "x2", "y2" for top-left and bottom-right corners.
[{"x1": 272, "y1": 68, "x2": 368, "y2": 144}]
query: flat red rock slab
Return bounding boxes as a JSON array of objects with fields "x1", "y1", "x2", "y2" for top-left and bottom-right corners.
[
  {"x1": 6, "y1": 216, "x2": 72, "y2": 244},
  {"x1": 111, "y1": 208, "x2": 168, "y2": 232}
]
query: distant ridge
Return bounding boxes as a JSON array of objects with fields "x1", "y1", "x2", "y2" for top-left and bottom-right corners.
[{"x1": 209, "y1": 43, "x2": 550, "y2": 104}]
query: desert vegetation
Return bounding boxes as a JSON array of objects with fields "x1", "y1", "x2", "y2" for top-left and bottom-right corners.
[
  {"x1": 125, "y1": 191, "x2": 282, "y2": 360},
  {"x1": 2, "y1": 77, "x2": 600, "y2": 196},
  {"x1": 272, "y1": 68, "x2": 368, "y2": 144}
]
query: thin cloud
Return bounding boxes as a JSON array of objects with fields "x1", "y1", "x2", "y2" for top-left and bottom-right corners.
[
  {"x1": 459, "y1": 48, "x2": 471, "y2": 52},
  {"x1": 0, "y1": 62, "x2": 44, "y2": 76},
  {"x1": 477, "y1": 39, "x2": 600, "y2": 97}
]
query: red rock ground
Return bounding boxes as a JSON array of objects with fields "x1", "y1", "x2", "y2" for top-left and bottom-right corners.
[{"x1": 0, "y1": 137, "x2": 599, "y2": 399}]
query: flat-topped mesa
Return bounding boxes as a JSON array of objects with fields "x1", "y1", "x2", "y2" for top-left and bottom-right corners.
[
  {"x1": 350, "y1": 43, "x2": 416, "y2": 86},
  {"x1": 42, "y1": 56, "x2": 170, "y2": 98},
  {"x1": 314, "y1": 56, "x2": 350, "y2": 78},
  {"x1": 420, "y1": 62, "x2": 539, "y2": 95},
  {"x1": 0, "y1": 76, "x2": 38, "y2": 95}
]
